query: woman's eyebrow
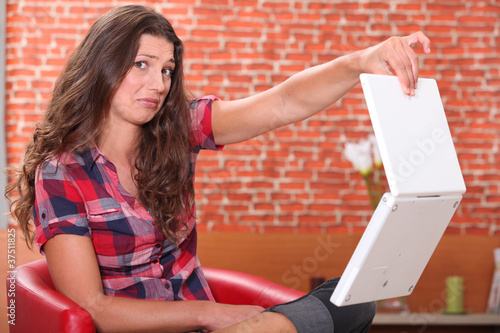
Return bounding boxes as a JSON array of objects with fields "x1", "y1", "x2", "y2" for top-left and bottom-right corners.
[{"x1": 137, "y1": 53, "x2": 158, "y2": 59}]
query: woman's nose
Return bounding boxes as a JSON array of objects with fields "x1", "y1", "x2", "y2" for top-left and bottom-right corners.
[{"x1": 148, "y1": 71, "x2": 167, "y2": 93}]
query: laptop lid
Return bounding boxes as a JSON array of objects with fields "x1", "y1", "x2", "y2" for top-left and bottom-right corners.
[
  {"x1": 330, "y1": 74, "x2": 465, "y2": 306},
  {"x1": 360, "y1": 74, "x2": 465, "y2": 197}
]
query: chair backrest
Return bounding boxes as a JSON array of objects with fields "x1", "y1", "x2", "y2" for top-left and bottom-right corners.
[{"x1": 7, "y1": 259, "x2": 95, "y2": 333}]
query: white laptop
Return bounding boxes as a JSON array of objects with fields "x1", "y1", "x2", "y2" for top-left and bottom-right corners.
[{"x1": 330, "y1": 74, "x2": 466, "y2": 306}]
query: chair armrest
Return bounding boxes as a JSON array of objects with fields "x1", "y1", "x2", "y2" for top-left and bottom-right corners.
[
  {"x1": 8, "y1": 259, "x2": 95, "y2": 333},
  {"x1": 203, "y1": 266, "x2": 305, "y2": 309}
]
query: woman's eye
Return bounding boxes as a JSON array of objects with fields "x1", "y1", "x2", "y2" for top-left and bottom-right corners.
[
  {"x1": 162, "y1": 68, "x2": 173, "y2": 77},
  {"x1": 134, "y1": 61, "x2": 147, "y2": 69}
]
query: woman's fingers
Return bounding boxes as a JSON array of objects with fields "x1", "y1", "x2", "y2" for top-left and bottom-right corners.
[
  {"x1": 380, "y1": 31, "x2": 432, "y2": 95},
  {"x1": 405, "y1": 31, "x2": 432, "y2": 54}
]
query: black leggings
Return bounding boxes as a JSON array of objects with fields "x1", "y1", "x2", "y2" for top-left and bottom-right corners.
[{"x1": 265, "y1": 277, "x2": 376, "y2": 333}]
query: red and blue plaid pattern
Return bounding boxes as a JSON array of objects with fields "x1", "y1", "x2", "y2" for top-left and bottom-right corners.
[{"x1": 34, "y1": 96, "x2": 223, "y2": 302}]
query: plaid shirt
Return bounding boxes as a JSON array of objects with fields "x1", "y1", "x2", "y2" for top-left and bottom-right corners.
[{"x1": 34, "y1": 96, "x2": 222, "y2": 302}]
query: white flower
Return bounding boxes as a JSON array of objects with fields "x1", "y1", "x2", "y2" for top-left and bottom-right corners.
[
  {"x1": 369, "y1": 134, "x2": 382, "y2": 167},
  {"x1": 344, "y1": 139, "x2": 373, "y2": 175}
]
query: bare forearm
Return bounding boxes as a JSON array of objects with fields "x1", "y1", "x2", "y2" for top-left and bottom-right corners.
[
  {"x1": 212, "y1": 51, "x2": 363, "y2": 145},
  {"x1": 275, "y1": 51, "x2": 362, "y2": 126},
  {"x1": 89, "y1": 294, "x2": 210, "y2": 333},
  {"x1": 89, "y1": 294, "x2": 264, "y2": 333}
]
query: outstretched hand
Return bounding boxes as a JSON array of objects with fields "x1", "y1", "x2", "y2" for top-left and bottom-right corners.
[{"x1": 358, "y1": 31, "x2": 431, "y2": 96}]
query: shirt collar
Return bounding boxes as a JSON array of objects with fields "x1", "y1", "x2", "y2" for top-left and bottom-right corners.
[{"x1": 82, "y1": 144, "x2": 108, "y2": 170}]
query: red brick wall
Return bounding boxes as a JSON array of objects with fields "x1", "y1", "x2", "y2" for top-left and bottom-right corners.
[{"x1": 5, "y1": 1, "x2": 500, "y2": 235}]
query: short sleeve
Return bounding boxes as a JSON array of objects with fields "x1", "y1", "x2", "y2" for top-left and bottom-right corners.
[
  {"x1": 190, "y1": 95, "x2": 224, "y2": 152},
  {"x1": 34, "y1": 159, "x2": 91, "y2": 253}
]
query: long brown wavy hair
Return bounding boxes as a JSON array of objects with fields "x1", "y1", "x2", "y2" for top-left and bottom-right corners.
[{"x1": 5, "y1": 5, "x2": 195, "y2": 248}]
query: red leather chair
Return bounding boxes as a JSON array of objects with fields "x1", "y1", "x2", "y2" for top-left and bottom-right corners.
[{"x1": 7, "y1": 259, "x2": 305, "y2": 332}]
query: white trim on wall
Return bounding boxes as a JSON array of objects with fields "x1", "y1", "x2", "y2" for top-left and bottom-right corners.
[{"x1": 0, "y1": 0, "x2": 8, "y2": 228}]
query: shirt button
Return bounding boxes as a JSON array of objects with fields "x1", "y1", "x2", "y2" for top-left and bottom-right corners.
[
  {"x1": 165, "y1": 284, "x2": 170, "y2": 289},
  {"x1": 155, "y1": 243, "x2": 161, "y2": 248},
  {"x1": 152, "y1": 259, "x2": 158, "y2": 264}
]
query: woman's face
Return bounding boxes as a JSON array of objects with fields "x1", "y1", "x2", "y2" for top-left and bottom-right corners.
[{"x1": 107, "y1": 34, "x2": 175, "y2": 130}]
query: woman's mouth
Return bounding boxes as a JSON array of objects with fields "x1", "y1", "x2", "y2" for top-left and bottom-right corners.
[{"x1": 138, "y1": 98, "x2": 159, "y2": 108}]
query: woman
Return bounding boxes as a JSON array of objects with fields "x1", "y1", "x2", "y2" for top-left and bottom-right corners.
[{"x1": 7, "y1": 5, "x2": 430, "y2": 333}]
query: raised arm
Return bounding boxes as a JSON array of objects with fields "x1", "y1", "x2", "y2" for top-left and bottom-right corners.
[
  {"x1": 43, "y1": 235, "x2": 263, "y2": 332},
  {"x1": 211, "y1": 31, "x2": 431, "y2": 145}
]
